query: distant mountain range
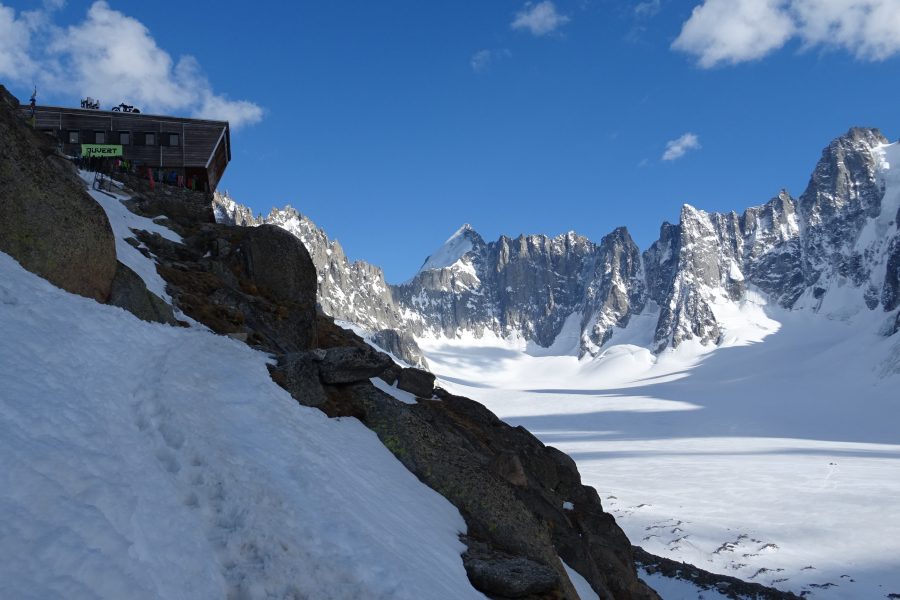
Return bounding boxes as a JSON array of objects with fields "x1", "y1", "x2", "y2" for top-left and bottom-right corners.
[{"x1": 213, "y1": 127, "x2": 900, "y2": 365}]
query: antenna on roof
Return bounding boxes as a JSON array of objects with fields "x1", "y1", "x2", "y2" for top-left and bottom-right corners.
[{"x1": 27, "y1": 83, "x2": 37, "y2": 126}]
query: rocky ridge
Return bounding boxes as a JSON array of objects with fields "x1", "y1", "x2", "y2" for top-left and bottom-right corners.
[
  {"x1": 212, "y1": 196, "x2": 428, "y2": 367},
  {"x1": 132, "y1": 184, "x2": 661, "y2": 600},
  {"x1": 214, "y1": 127, "x2": 900, "y2": 357}
]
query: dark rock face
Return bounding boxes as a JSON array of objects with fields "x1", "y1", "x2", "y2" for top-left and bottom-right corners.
[
  {"x1": 394, "y1": 229, "x2": 608, "y2": 351},
  {"x1": 107, "y1": 262, "x2": 178, "y2": 325},
  {"x1": 274, "y1": 351, "x2": 329, "y2": 406},
  {"x1": 370, "y1": 328, "x2": 428, "y2": 368},
  {"x1": 463, "y1": 540, "x2": 560, "y2": 598},
  {"x1": 798, "y1": 127, "x2": 888, "y2": 290},
  {"x1": 581, "y1": 227, "x2": 646, "y2": 353},
  {"x1": 891, "y1": 311, "x2": 900, "y2": 337},
  {"x1": 397, "y1": 367, "x2": 436, "y2": 397},
  {"x1": 491, "y1": 452, "x2": 528, "y2": 488},
  {"x1": 118, "y1": 170, "x2": 216, "y2": 227},
  {"x1": 316, "y1": 346, "x2": 393, "y2": 384},
  {"x1": 633, "y1": 547, "x2": 802, "y2": 600},
  {"x1": 883, "y1": 235, "x2": 900, "y2": 312},
  {"x1": 0, "y1": 85, "x2": 117, "y2": 302},
  {"x1": 134, "y1": 221, "x2": 318, "y2": 354},
  {"x1": 741, "y1": 192, "x2": 805, "y2": 307},
  {"x1": 213, "y1": 198, "x2": 407, "y2": 334},
  {"x1": 239, "y1": 225, "x2": 318, "y2": 306}
]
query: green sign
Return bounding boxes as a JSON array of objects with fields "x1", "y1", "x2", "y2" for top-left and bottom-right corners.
[{"x1": 81, "y1": 144, "x2": 123, "y2": 157}]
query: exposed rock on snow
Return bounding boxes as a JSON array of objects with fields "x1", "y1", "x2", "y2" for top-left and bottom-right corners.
[
  {"x1": 370, "y1": 328, "x2": 428, "y2": 368},
  {"x1": 0, "y1": 84, "x2": 117, "y2": 302},
  {"x1": 107, "y1": 261, "x2": 178, "y2": 325},
  {"x1": 397, "y1": 366, "x2": 436, "y2": 398},
  {"x1": 171, "y1": 191, "x2": 662, "y2": 599},
  {"x1": 213, "y1": 199, "x2": 408, "y2": 335},
  {"x1": 462, "y1": 540, "x2": 560, "y2": 598},
  {"x1": 316, "y1": 346, "x2": 394, "y2": 385},
  {"x1": 133, "y1": 223, "x2": 317, "y2": 353},
  {"x1": 634, "y1": 547, "x2": 802, "y2": 600}
]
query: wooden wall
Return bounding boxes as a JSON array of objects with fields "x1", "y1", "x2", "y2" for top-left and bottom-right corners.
[{"x1": 26, "y1": 106, "x2": 230, "y2": 189}]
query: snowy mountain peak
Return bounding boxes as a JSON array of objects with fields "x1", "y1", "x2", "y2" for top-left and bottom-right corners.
[
  {"x1": 212, "y1": 127, "x2": 900, "y2": 360},
  {"x1": 417, "y1": 223, "x2": 483, "y2": 273}
]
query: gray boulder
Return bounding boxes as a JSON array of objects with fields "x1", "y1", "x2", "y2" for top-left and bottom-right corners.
[
  {"x1": 370, "y1": 328, "x2": 428, "y2": 369},
  {"x1": 107, "y1": 262, "x2": 178, "y2": 325},
  {"x1": 274, "y1": 351, "x2": 328, "y2": 407},
  {"x1": 317, "y1": 347, "x2": 393, "y2": 384},
  {"x1": 0, "y1": 85, "x2": 117, "y2": 302},
  {"x1": 397, "y1": 367, "x2": 435, "y2": 397},
  {"x1": 238, "y1": 224, "x2": 317, "y2": 305},
  {"x1": 463, "y1": 542, "x2": 559, "y2": 598}
]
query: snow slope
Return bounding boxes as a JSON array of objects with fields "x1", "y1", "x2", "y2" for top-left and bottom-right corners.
[
  {"x1": 417, "y1": 224, "x2": 477, "y2": 273},
  {"x1": 419, "y1": 302, "x2": 900, "y2": 599},
  {"x1": 77, "y1": 171, "x2": 180, "y2": 301},
  {"x1": 0, "y1": 251, "x2": 483, "y2": 597}
]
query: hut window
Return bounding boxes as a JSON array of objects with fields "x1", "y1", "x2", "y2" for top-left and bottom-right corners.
[
  {"x1": 144, "y1": 132, "x2": 156, "y2": 146},
  {"x1": 68, "y1": 130, "x2": 79, "y2": 143},
  {"x1": 94, "y1": 131, "x2": 106, "y2": 144},
  {"x1": 168, "y1": 133, "x2": 180, "y2": 147},
  {"x1": 119, "y1": 131, "x2": 130, "y2": 145}
]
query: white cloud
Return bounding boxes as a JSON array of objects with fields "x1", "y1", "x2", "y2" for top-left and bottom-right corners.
[
  {"x1": 0, "y1": 1, "x2": 262, "y2": 129},
  {"x1": 470, "y1": 48, "x2": 511, "y2": 73},
  {"x1": 635, "y1": 0, "x2": 662, "y2": 18},
  {"x1": 792, "y1": 0, "x2": 900, "y2": 60},
  {"x1": 662, "y1": 133, "x2": 701, "y2": 161},
  {"x1": 511, "y1": 1, "x2": 570, "y2": 36},
  {"x1": 0, "y1": 5, "x2": 35, "y2": 80},
  {"x1": 674, "y1": 0, "x2": 900, "y2": 68},
  {"x1": 672, "y1": 0, "x2": 794, "y2": 68}
]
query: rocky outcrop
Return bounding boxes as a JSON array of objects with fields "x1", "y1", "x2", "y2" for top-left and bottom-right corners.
[
  {"x1": 213, "y1": 198, "x2": 407, "y2": 334},
  {"x1": 462, "y1": 540, "x2": 560, "y2": 598},
  {"x1": 370, "y1": 328, "x2": 428, "y2": 368},
  {"x1": 396, "y1": 367, "x2": 435, "y2": 397},
  {"x1": 107, "y1": 262, "x2": 178, "y2": 325},
  {"x1": 305, "y1": 382, "x2": 659, "y2": 600},
  {"x1": 0, "y1": 85, "x2": 117, "y2": 302},
  {"x1": 798, "y1": 127, "x2": 888, "y2": 290},
  {"x1": 157, "y1": 201, "x2": 660, "y2": 599},
  {"x1": 633, "y1": 547, "x2": 802, "y2": 600},
  {"x1": 134, "y1": 221, "x2": 317, "y2": 353},
  {"x1": 741, "y1": 191, "x2": 804, "y2": 307},
  {"x1": 316, "y1": 346, "x2": 393, "y2": 384},
  {"x1": 394, "y1": 228, "x2": 605, "y2": 350},
  {"x1": 273, "y1": 346, "x2": 393, "y2": 406},
  {"x1": 119, "y1": 170, "x2": 216, "y2": 227},
  {"x1": 580, "y1": 227, "x2": 645, "y2": 354},
  {"x1": 238, "y1": 225, "x2": 318, "y2": 305},
  {"x1": 883, "y1": 235, "x2": 900, "y2": 312}
]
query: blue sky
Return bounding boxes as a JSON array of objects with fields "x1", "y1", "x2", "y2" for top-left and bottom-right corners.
[{"x1": 2, "y1": 1, "x2": 899, "y2": 282}]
